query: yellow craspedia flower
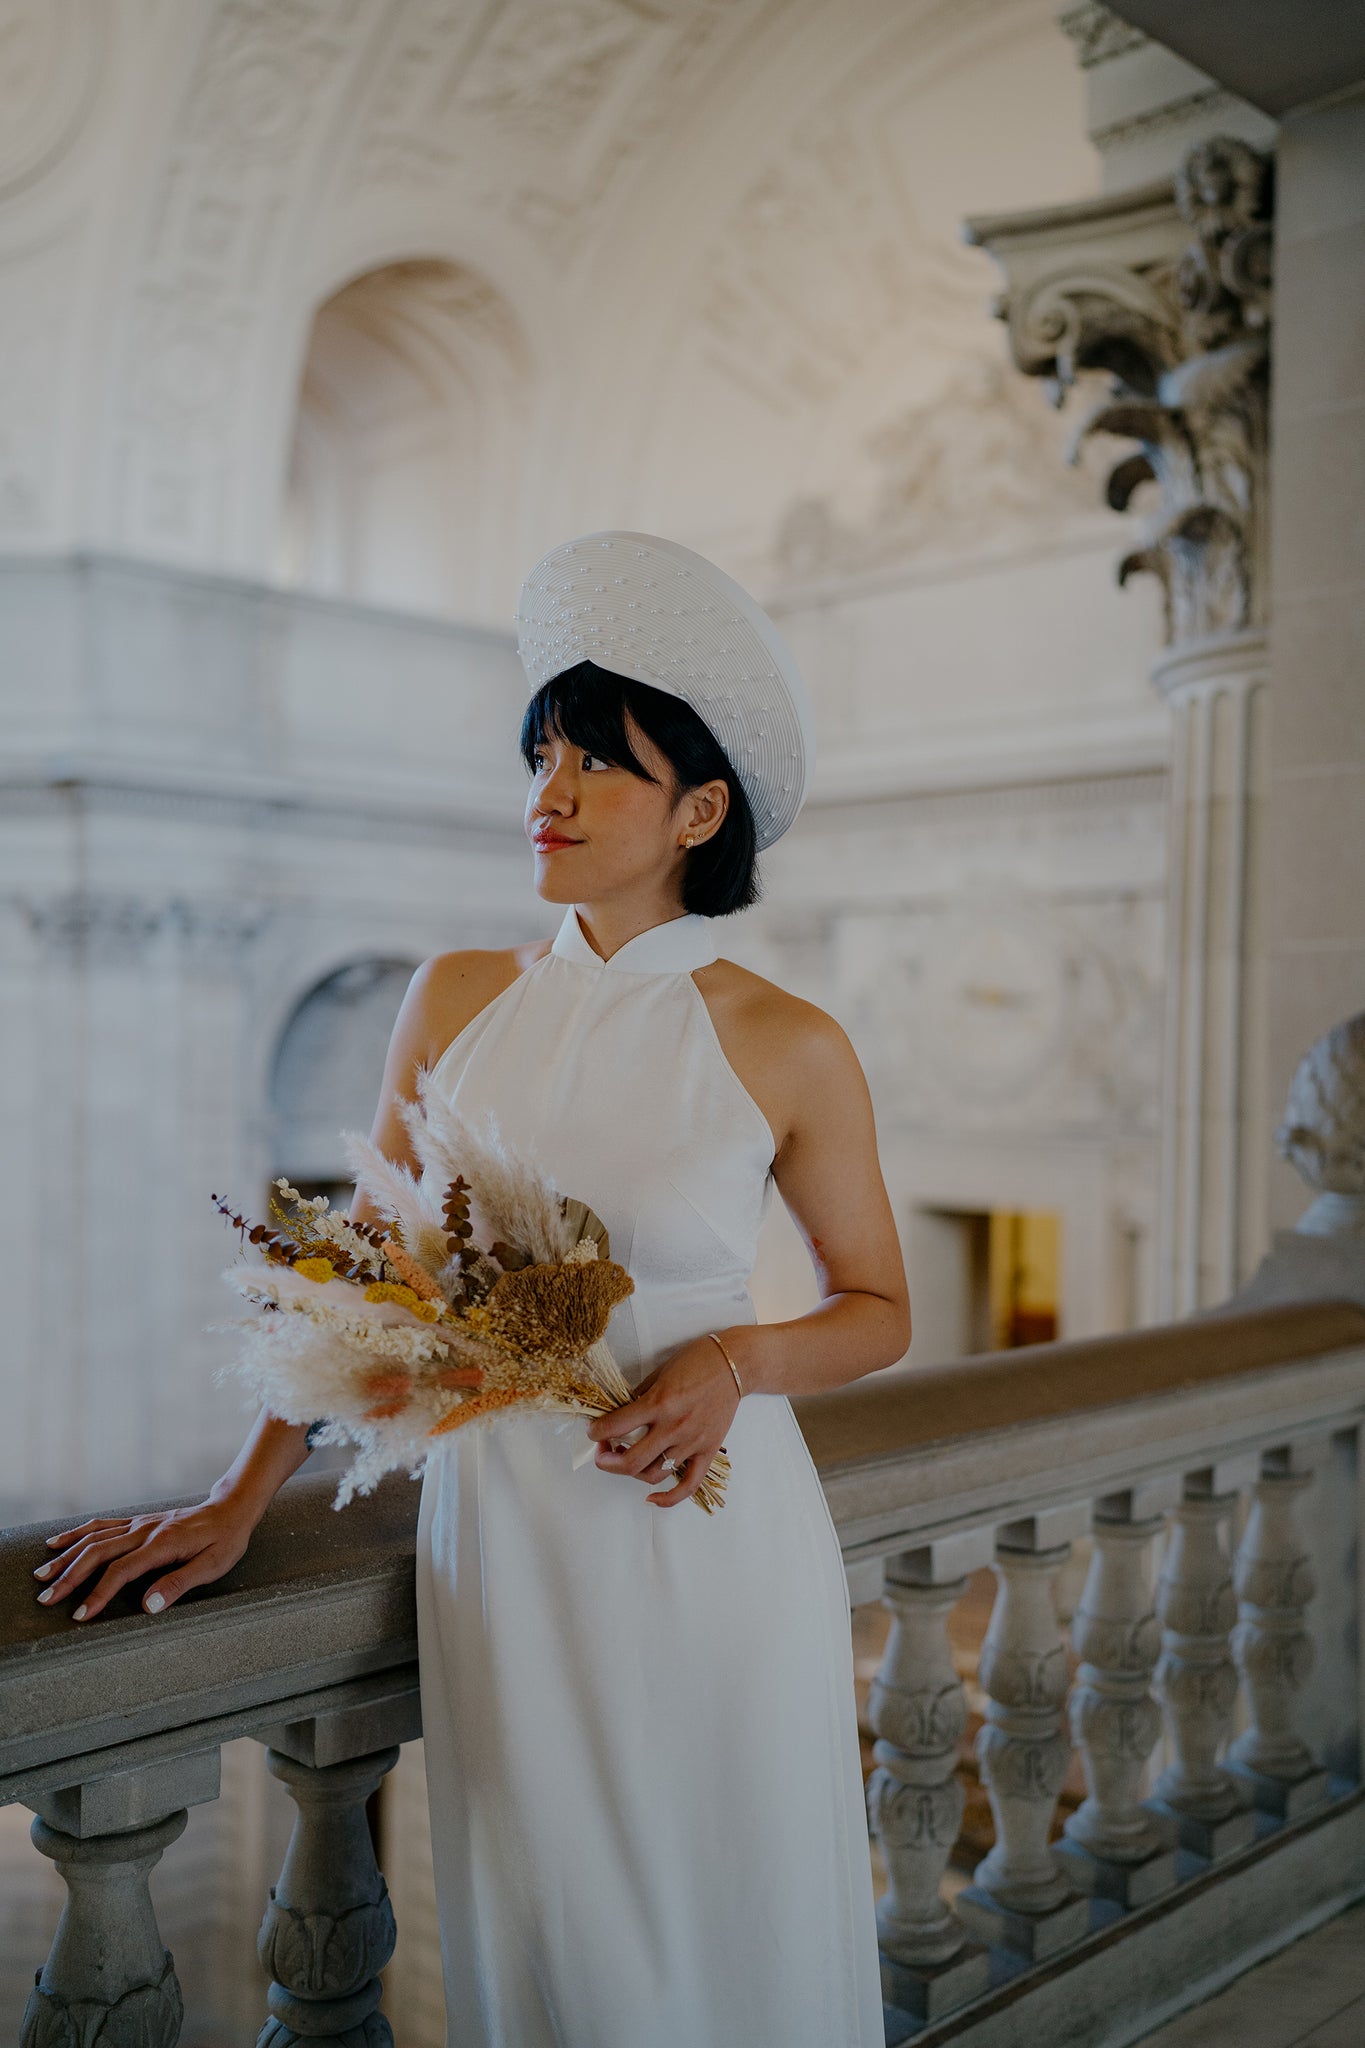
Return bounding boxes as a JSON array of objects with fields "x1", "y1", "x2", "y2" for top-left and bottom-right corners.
[
  {"x1": 295, "y1": 1257, "x2": 336, "y2": 1284},
  {"x1": 364, "y1": 1280, "x2": 437, "y2": 1317}
]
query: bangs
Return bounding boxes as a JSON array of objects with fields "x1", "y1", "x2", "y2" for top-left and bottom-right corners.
[{"x1": 519, "y1": 664, "x2": 664, "y2": 787}]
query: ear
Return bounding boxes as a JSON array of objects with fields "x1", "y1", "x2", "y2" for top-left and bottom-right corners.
[{"x1": 681, "y1": 777, "x2": 729, "y2": 842}]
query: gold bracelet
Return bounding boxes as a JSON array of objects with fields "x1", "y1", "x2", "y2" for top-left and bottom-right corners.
[{"x1": 707, "y1": 1331, "x2": 744, "y2": 1399}]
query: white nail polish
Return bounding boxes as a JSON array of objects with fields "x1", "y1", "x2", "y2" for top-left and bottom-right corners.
[
  {"x1": 145, "y1": 1591, "x2": 165, "y2": 1613},
  {"x1": 72, "y1": 1604, "x2": 86, "y2": 1620},
  {"x1": 37, "y1": 1587, "x2": 53, "y2": 1602}
]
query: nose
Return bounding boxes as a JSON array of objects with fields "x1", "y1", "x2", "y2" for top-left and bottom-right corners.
[{"x1": 530, "y1": 754, "x2": 576, "y2": 823}]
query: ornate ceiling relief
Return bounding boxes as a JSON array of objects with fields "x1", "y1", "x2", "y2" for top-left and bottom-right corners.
[
  {"x1": 0, "y1": 0, "x2": 104, "y2": 201},
  {"x1": 345, "y1": 0, "x2": 744, "y2": 263},
  {"x1": 109, "y1": 0, "x2": 382, "y2": 563},
  {"x1": 773, "y1": 355, "x2": 1110, "y2": 586},
  {"x1": 693, "y1": 103, "x2": 969, "y2": 422}
]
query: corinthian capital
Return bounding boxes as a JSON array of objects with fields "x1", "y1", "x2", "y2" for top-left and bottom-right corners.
[{"x1": 965, "y1": 137, "x2": 1273, "y2": 648}]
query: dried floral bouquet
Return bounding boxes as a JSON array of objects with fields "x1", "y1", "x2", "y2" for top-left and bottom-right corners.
[{"x1": 214, "y1": 1072, "x2": 730, "y2": 1512}]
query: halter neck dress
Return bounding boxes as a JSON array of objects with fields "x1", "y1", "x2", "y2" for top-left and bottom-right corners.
[{"x1": 414, "y1": 903, "x2": 884, "y2": 2048}]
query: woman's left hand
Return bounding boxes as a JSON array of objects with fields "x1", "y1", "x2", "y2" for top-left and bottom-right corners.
[{"x1": 587, "y1": 1335, "x2": 741, "y2": 1508}]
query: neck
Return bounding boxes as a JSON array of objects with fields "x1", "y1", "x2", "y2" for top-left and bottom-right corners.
[{"x1": 570, "y1": 895, "x2": 690, "y2": 963}]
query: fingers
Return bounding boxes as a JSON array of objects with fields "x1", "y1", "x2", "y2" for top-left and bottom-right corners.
[
  {"x1": 64, "y1": 1538, "x2": 214, "y2": 1623},
  {"x1": 34, "y1": 1530, "x2": 147, "y2": 1605},
  {"x1": 44, "y1": 1517, "x2": 132, "y2": 1548},
  {"x1": 595, "y1": 1424, "x2": 670, "y2": 1479},
  {"x1": 647, "y1": 1455, "x2": 706, "y2": 1509}
]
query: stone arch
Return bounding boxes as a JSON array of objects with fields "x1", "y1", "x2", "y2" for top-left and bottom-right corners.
[
  {"x1": 268, "y1": 954, "x2": 419, "y2": 1196},
  {"x1": 273, "y1": 256, "x2": 533, "y2": 622}
]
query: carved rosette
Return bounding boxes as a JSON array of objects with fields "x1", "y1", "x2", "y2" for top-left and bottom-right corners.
[
  {"x1": 866, "y1": 1572, "x2": 972, "y2": 1970},
  {"x1": 1230, "y1": 1472, "x2": 1321, "y2": 1783},
  {"x1": 1153, "y1": 1494, "x2": 1242, "y2": 1820},
  {"x1": 973, "y1": 1545, "x2": 1074, "y2": 1914},
  {"x1": 983, "y1": 136, "x2": 1273, "y2": 649}
]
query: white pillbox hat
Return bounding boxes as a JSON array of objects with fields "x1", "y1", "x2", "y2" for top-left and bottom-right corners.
[{"x1": 515, "y1": 530, "x2": 816, "y2": 851}]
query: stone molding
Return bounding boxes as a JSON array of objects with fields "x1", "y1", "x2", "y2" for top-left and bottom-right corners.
[
  {"x1": 1056, "y1": 3, "x2": 1147, "y2": 72},
  {"x1": 14, "y1": 890, "x2": 272, "y2": 965}
]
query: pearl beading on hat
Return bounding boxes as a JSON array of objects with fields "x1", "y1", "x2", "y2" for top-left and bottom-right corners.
[{"x1": 515, "y1": 534, "x2": 811, "y2": 851}]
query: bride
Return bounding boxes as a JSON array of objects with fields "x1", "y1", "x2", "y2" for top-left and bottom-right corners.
[{"x1": 35, "y1": 531, "x2": 912, "y2": 2047}]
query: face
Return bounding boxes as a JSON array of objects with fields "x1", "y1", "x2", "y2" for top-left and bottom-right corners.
[{"x1": 524, "y1": 714, "x2": 726, "y2": 907}]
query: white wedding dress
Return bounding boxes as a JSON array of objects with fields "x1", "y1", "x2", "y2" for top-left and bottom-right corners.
[{"x1": 414, "y1": 903, "x2": 885, "y2": 2048}]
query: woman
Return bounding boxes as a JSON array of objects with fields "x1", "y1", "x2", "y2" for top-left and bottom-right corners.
[{"x1": 35, "y1": 531, "x2": 911, "y2": 2048}]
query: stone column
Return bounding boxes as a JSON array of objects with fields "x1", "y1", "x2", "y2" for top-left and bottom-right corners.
[
  {"x1": 865, "y1": 1555, "x2": 989, "y2": 2021},
  {"x1": 1058, "y1": 1500, "x2": 1176, "y2": 1906},
  {"x1": 257, "y1": 1745, "x2": 400, "y2": 2048},
  {"x1": 957, "y1": 1531, "x2": 1089, "y2": 1960},
  {"x1": 966, "y1": 134, "x2": 1275, "y2": 1315},
  {"x1": 1149, "y1": 1482, "x2": 1256, "y2": 1859},
  {"x1": 20, "y1": 1751, "x2": 221, "y2": 2048},
  {"x1": 1229, "y1": 1456, "x2": 1331, "y2": 1817}
]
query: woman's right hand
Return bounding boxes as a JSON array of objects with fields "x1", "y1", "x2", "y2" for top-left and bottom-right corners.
[{"x1": 32, "y1": 1493, "x2": 260, "y2": 1623}]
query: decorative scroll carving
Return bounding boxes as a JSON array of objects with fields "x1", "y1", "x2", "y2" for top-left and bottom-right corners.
[
  {"x1": 971, "y1": 1545, "x2": 1073, "y2": 1912},
  {"x1": 1060, "y1": 1510, "x2": 1175, "y2": 1904},
  {"x1": 1150, "y1": 1488, "x2": 1255, "y2": 1858},
  {"x1": 1230, "y1": 1470, "x2": 1329, "y2": 1813},
  {"x1": 866, "y1": 1573, "x2": 970, "y2": 1967},
  {"x1": 977, "y1": 137, "x2": 1274, "y2": 647}
]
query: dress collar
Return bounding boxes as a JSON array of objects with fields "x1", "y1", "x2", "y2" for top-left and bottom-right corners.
[{"x1": 550, "y1": 904, "x2": 719, "y2": 975}]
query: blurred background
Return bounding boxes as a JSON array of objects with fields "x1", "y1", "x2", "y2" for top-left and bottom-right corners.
[{"x1": 6, "y1": 0, "x2": 1351, "y2": 2037}]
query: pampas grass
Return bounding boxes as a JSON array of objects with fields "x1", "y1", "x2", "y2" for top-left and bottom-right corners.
[{"x1": 215, "y1": 1083, "x2": 731, "y2": 1513}]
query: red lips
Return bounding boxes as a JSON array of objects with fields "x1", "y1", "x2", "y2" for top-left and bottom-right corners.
[{"x1": 532, "y1": 831, "x2": 580, "y2": 850}]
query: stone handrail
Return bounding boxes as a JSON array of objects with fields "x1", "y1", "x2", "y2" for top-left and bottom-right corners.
[{"x1": 4, "y1": 1294, "x2": 1365, "y2": 2045}]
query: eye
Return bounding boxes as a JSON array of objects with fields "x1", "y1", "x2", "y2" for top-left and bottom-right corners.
[{"x1": 582, "y1": 752, "x2": 610, "y2": 771}]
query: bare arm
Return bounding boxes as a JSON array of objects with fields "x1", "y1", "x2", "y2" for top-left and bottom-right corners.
[
  {"x1": 33, "y1": 949, "x2": 511, "y2": 1621},
  {"x1": 587, "y1": 1005, "x2": 911, "y2": 1507}
]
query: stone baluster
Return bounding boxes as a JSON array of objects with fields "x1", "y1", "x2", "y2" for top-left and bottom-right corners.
[
  {"x1": 1229, "y1": 1453, "x2": 1330, "y2": 1817},
  {"x1": 1057, "y1": 1494, "x2": 1177, "y2": 1907},
  {"x1": 865, "y1": 1543, "x2": 990, "y2": 2022},
  {"x1": 257, "y1": 1744, "x2": 401, "y2": 2047},
  {"x1": 1149, "y1": 1479, "x2": 1256, "y2": 1858},
  {"x1": 21, "y1": 1751, "x2": 221, "y2": 2048},
  {"x1": 957, "y1": 1516, "x2": 1089, "y2": 1960}
]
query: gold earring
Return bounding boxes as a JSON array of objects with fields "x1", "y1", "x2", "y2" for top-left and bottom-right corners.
[{"x1": 683, "y1": 834, "x2": 695, "y2": 848}]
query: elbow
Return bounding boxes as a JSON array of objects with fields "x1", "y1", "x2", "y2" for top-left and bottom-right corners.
[{"x1": 873, "y1": 1298, "x2": 912, "y2": 1371}]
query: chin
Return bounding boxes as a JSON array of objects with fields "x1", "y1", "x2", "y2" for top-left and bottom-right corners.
[{"x1": 531, "y1": 858, "x2": 587, "y2": 903}]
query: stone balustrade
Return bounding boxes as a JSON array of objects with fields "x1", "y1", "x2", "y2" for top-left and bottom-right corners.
[{"x1": 4, "y1": 1298, "x2": 1365, "y2": 2046}]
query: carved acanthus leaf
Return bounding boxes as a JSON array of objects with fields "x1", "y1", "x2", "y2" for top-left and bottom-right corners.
[{"x1": 978, "y1": 136, "x2": 1274, "y2": 648}]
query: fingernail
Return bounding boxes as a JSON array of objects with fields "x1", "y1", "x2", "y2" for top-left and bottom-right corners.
[
  {"x1": 37, "y1": 1587, "x2": 53, "y2": 1602},
  {"x1": 145, "y1": 1592, "x2": 165, "y2": 1613},
  {"x1": 34, "y1": 1563, "x2": 52, "y2": 1578},
  {"x1": 72, "y1": 1604, "x2": 86, "y2": 1621}
]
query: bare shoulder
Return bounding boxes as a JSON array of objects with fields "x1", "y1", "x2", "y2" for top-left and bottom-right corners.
[
  {"x1": 405, "y1": 938, "x2": 552, "y2": 1068},
  {"x1": 693, "y1": 956, "x2": 865, "y2": 1157},
  {"x1": 698, "y1": 956, "x2": 853, "y2": 1062}
]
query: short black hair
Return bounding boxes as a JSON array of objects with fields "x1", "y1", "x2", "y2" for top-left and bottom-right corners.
[{"x1": 519, "y1": 661, "x2": 760, "y2": 918}]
